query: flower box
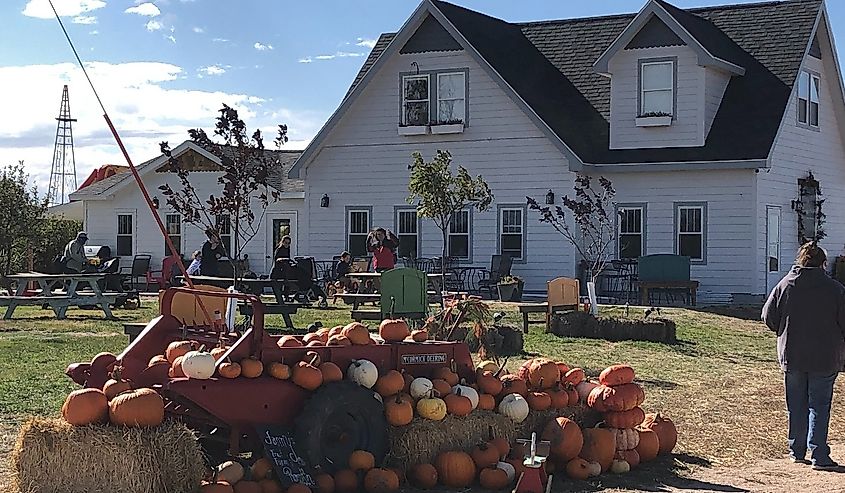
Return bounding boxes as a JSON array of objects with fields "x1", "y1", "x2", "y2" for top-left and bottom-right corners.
[
  {"x1": 635, "y1": 116, "x2": 672, "y2": 127},
  {"x1": 397, "y1": 125, "x2": 428, "y2": 136},
  {"x1": 430, "y1": 123, "x2": 464, "y2": 135}
]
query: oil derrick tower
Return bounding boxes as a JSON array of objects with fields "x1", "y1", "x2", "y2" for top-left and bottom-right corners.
[{"x1": 47, "y1": 85, "x2": 78, "y2": 206}]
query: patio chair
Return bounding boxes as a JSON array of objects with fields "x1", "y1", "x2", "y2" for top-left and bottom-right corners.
[
  {"x1": 380, "y1": 268, "x2": 427, "y2": 320},
  {"x1": 119, "y1": 254, "x2": 151, "y2": 291},
  {"x1": 477, "y1": 255, "x2": 513, "y2": 298},
  {"x1": 547, "y1": 277, "x2": 580, "y2": 328},
  {"x1": 147, "y1": 255, "x2": 181, "y2": 291}
]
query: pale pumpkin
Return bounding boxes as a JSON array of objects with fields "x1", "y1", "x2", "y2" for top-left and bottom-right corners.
[
  {"x1": 217, "y1": 460, "x2": 245, "y2": 484},
  {"x1": 498, "y1": 393, "x2": 530, "y2": 423},
  {"x1": 416, "y1": 392, "x2": 447, "y2": 421},
  {"x1": 109, "y1": 387, "x2": 164, "y2": 427},
  {"x1": 409, "y1": 377, "x2": 434, "y2": 399},
  {"x1": 348, "y1": 359, "x2": 378, "y2": 388},
  {"x1": 609, "y1": 459, "x2": 630, "y2": 474},
  {"x1": 496, "y1": 461, "x2": 516, "y2": 482},
  {"x1": 450, "y1": 384, "x2": 479, "y2": 410},
  {"x1": 61, "y1": 388, "x2": 108, "y2": 425},
  {"x1": 611, "y1": 427, "x2": 640, "y2": 450},
  {"x1": 182, "y1": 348, "x2": 216, "y2": 380},
  {"x1": 476, "y1": 360, "x2": 498, "y2": 374}
]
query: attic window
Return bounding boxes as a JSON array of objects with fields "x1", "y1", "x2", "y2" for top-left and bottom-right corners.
[
  {"x1": 798, "y1": 71, "x2": 820, "y2": 128},
  {"x1": 640, "y1": 60, "x2": 674, "y2": 117},
  {"x1": 402, "y1": 75, "x2": 429, "y2": 126}
]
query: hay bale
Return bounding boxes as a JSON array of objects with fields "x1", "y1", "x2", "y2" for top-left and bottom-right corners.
[
  {"x1": 386, "y1": 405, "x2": 601, "y2": 470},
  {"x1": 12, "y1": 418, "x2": 205, "y2": 493}
]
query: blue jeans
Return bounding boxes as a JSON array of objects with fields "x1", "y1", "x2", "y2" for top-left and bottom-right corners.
[{"x1": 785, "y1": 370, "x2": 838, "y2": 465}]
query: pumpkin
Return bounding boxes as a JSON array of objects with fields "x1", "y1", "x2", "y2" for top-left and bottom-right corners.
[
  {"x1": 615, "y1": 448, "x2": 640, "y2": 468},
  {"x1": 348, "y1": 359, "x2": 378, "y2": 388},
  {"x1": 342, "y1": 322, "x2": 370, "y2": 345},
  {"x1": 416, "y1": 392, "x2": 447, "y2": 421},
  {"x1": 476, "y1": 360, "x2": 498, "y2": 374},
  {"x1": 642, "y1": 413, "x2": 677, "y2": 454},
  {"x1": 527, "y1": 388, "x2": 552, "y2": 411},
  {"x1": 477, "y1": 393, "x2": 496, "y2": 410},
  {"x1": 240, "y1": 357, "x2": 264, "y2": 378},
  {"x1": 201, "y1": 481, "x2": 234, "y2": 493},
  {"x1": 217, "y1": 460, "x2": 245, "y2": 484},
  {"x1": 320, "y1": 362, "x2": 343, "y2": 383},
  {"x1": 268, "y1": 361, "x2": 291, "y2": 380},
  {"x1": 499, "y1": 375, "x2": 528, "y2": 397},
  {"x1": 258, "y1": 479, "x2": 283, "y2": 493},
  {"x1": 303, "y1": 332, "x2": 323, "y2": 346},
  {"x1": 496, "y1": 461, "x2": 516, "y2": 482},
  {"x1": 435, "y1": 451, "x2": 475, "y2": 488},
  {"x1": 109, "y1": 387, "x2": 164, "y2": 427},
  {"x1": 277, "y1": 335, "x2": 303, "y2": 348},
  {"x1": 580, "y1": 427, "x2": 617, "y2": 472},
  {"x1": 443, "y1": 389, "x2": 472, "y2": 416},
  {"x1": 211, "y1": 346, "x2": 228, "y2": 361},
  {"x1": 328, "y1": 325, "x2": 344, "y2": 338},
  {"x1": 287, "y1": 485, "x2": 312, "y2": 493},
  {"x1": 333, "y1": 469, "x2": 358, "y2": 493},
  {"x1": 169, "y1": 355, "x2": 186, "y2": 378},
  {"x1": 477, "y1": 371, "x2": 503, "y2": 395},
  {"x1": 293, "y1": 355, "x2": 323, "y2": 391},
  {"x1": 604, "y1": 407, "x2": 645, "y2": 429},
  {"x1": 599, "y1": 364, "x2": 635, "y2": 387},
  {"x1": 410, "y1": 329, "x2": 428, "y2": 342},
  {"x1": 374, "y1": 370, "x2": 405, "y2": 396},
  {"x1": 634, "y1": 428, "x2": 660, "y2": 462},
  {"x1": 611, "y1": 427, "x2": 640, "y2": 450},
  {"x1": 314, "y1": 473, "x2": 334, "y2": 493},
  {"x1": 349, "y1": 450, "x2": 375, "y2": 471},
  {"x1": 541, "y1": 417, "x2": 584, "y2": 463},
  {"x1": 504, "y1": 456, "x2": 525, "y2": 479},
  {"x1": 555, "y1": 361, "x2": 570, "y2": 376},
  {"x1": 183, "y1": 348, "x2": 216, "y2": 380},
  {"x1": 379, "y1": 319, "x2": 410, "y2": 342},
  {"x1": 410, "y1": 463, "x2": 437, "y2": 489},
  {"x1": 479, "y1": 467, "x2": 510, "y2": 490},
  {"x1": 218, "y1": 360, "x2": 242, "y2": 379},
  {"x1": 432, "y1": 366, "x2": 458, "y2": 386},
  {"x1": 587, "y1": 383, "x2": 644, "y2": 412},
  {"x1": 401, "y1": 371, "x2": 413, "y2": 392},
  {"x1": 575, "y1": 380, "x2": 599, "y2": 404},
  {"x1": 523, "y1": 358, "x2": 560, "y2": 389},
  {"x1": 316, "y1": 327, "x2": 331, "y2": 342},
  {"x1": 610, "y1": 459, "x2": 630, "y2": 474},
  {"x1": 103, "y1": 367, "x2": 132, "y2": 400},
  {"x1": 327, "y1": 334, "x2": 352, "y2": 346},
  {"x1": 471, "y1": 442, "x2": 500, "y2": 468},
  {"x1": 166, "y1": 340, "x2": 193, "y2": 363},
  {"x1": 385, "y1": 393, "x2": 414, "y2": 426},
  {"x1": 451, "y1": 384, "x2": 479, "y2": 409},
  {"x1": 564, "y1": 386, "x2": 578, "y2": 407},
  {"x1": 563, "y1": 368, "x2": 585, "y2": 386},
  {"x1": 431, "y1": 378, "x2": 452, "y2": 397},
  {"x1": 565, "y1": 458, "x2": 591, "y2": 480},
  {"x1": 409, "y1": 377, "x2": 434, "y2": 399},
  {"x1": 488, "y1": 426, "x2": 510, "y2": 459},
  {"x1": 363, "y1": 468, "x2": 399, "y2": 493},
  {"x1": 233, "y1": 481, "x2": 261, "y2": 493},
  {"x1": 148, "y1": 354, "x2": 169, "y2": 367},
  {"x1": 250, "y1": 458, "x2": 272, "y2": 480},
  {"x1": 61, "y1": 388, "x2": 108, "y2": 425},
  {"x1": 91, "y1": 351, "x2": 117, "y2": 370},
  {"x1": 498, "y1": 393, "x2": 530, "y2": 423},
  {"x1": 306, "y1": 340, "x2": 324, "y2": 347},
  {"x1": 303, "y1": 350, "x2": 322, "y2": 367},
  {"x1": 547, "y1": 384, "x2": 568, "y2": 409}
]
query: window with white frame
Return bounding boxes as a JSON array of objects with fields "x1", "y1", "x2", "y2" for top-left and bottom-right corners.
[
  {"x1": 396, "y1": 209, "x2": 419, "y2": 259},
  {"x1": 618, "y1": 206, "x2": 644, "y2": 259},
  {"x1": 165, "y1": 214, "x2": 182, "y2": 255},
  {"x1": 437, "y1": 72, "x2": 465, "y2": 123},
  {"x1": 448, "y1": 210, "x2": 470, "y2": 260},
  {"x1": 499, "y1": 207, "x2": 524, "y2": 260},
  {"x1": 798, "y1": 71, "x2": 820, "y2": 127},
  {"x1": 217, "y1": 214, "x2": 232, "y2": 256},
  {"x1": 347, "y1": 209, "x2": 371, "y2": 257},
  {"x1": 402, "y1": 75, "x2": 430, "y2": 126},
  {"x1": 116, "y1": 214, "x2": 133, "y2": 256},
  {"x1": 676, "y1": 204, "x2": 705, "y2": 261},
  {"x1": 640, "y1": 60, "x2": 674, "y2": 116}
]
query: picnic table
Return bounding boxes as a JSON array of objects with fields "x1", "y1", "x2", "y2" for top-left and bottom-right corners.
[
  {"x1": 182, "y1": 276, "x2": 306, "y2": 329},
  {"x1": 1, "y1": 272, "x2": 119, "y2": 320}
]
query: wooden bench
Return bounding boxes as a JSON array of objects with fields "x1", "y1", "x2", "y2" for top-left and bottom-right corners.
[
  {"x1": 239, "y1": 302, "x2": 304, "y2": 329},
  {"x1": 0, "y1": 293, "x2": 119, "y2": 320}
]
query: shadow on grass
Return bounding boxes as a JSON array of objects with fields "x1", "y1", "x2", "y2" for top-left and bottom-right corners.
[{"x1": 690, "y1": 305, "x2": 763, "y2": 322}]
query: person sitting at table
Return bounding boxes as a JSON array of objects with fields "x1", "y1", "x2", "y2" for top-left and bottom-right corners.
[
  {"x1": 333, "y1": 251, "x2": 354, "y2": 290},
  {"x1": 367, "y1": 227, "x2": 398, "y2": 273},
  {"x1": 200, "y1": 228, "x2": 226, "y2": 277},
  {"x1": 63, "y1": 232, "x2": 92, "y2": 273},
  {"x1": 186, "y1": 250, "x2": 201, "y2": 276}
]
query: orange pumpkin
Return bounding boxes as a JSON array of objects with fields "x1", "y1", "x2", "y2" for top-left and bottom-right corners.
[
  {"x1": 327, "y1": 334, "x2": 352, "y2": 346},
  {"x1": 306, "y1": 340, "x2": 324, "y2": 347},
  {"x1": 477, "y1": 371, "x2": 503, "y2": 395},
  {"x1": 62, "y1": 388, "x2": 108, "y2": 425},
  {"x1": 429, "y1": 379, "x2": 451, "y2": 397},
  {"x1": 268, "y1": 361, "x2": 291, "y2": 380},
  {"x1": 548, "y1": 384, "x2": 569, "y2": 409},
  {"x1": 555, "y1": 361, "x2": 570, "y2": 376},
  {"x1": 148, "y1": 354, "x2": 169, "y2": 367},
  {"x1": 444, "y1": 390, "x2": 472, "y2": 416},
  {"x1": 108, "y1": 388, "x2": 164, "y2": 427},
  {"x1": 642, "y1": 413, "x2": 677, "y2": 454},
  {"x1": 604, "y1": 407, "x2": 645, "y2": 429},
  {"x1": 499, "y1": 375, "x2": 528, "y2": 397},
  {"x1": 233, "y1": 480, "x2": 260, "y2": 493},
  {"x1": 410, "y1": 329, "x2": 428, "y2": 342},
  {"x1": 563, "y1": 368, "x2": 585, "y2": 386},
  {"x1": 379, "y1": 319, "x2": 410, "y2": 343},
  {"x1": 169, "y1": 355, "x2": 186, "y2": 378},
  {"x1": 218, "y1": 360, "x2": 242, "y2": 379},
  {"x1": 479, "y1": 467, "x2": 510, "y2": 490},
  {"x1": 349, "y1": 450, "x2": 375, "y2": 472},
  {"x1": 315, "y1": 327, "x2": 331, "y2": 342},
  {"x1": 432, "y1": 366, "x2": 459, "y2": 386},
  {"x1": 277, "y1": 335, "x2": 303, "y2": 348},
  {"x1": 581, "y1": 427, "x2": 617, "y2": 472},
  {"x1": 319, "y1": 362, "x2": 343, "y2": 383},
  {"x1": 211, "y1": 346, "x2": 228, "y2": 361},
  {"x1": 363, "y1": 468, "x2": 399, "y2": 493},
  {"x1": 587, "y1": 383, "x2": 645, "y2": 412},
  {"x1": 103, "y1": 367, "x2": 132, "y2": 400},
  {"x1": 541, "y1": 417, "x2": 584, "y2": 463},
  {"x1": 166, "y1": 340, "x2": 193, "y2": 363},
  {"x1": 240, "y1": 357, "x2": 264, "y2": 378},
  {"x1": 527, "y1": 388, "x2": 552, "y2": 411},
  {"x1": 599, "y1": 364, "x2": 635, "y2": 387},
  {"x1": 328, "y1": 325, "x2": 344, "y2": 338},
  {"x1": 250, "y1": 458, "x2": 273, "y2": 480},
  {"x1": 505, "y1": 456, "x2": 525, "y2": 478},
  {"x1": 292, "y1": 355, "x2": 323, "y2": 390},
  {"x1": 257, "y1": 479, "x2": 283, "y2": 493},
  {"x1": 410, "y1": 463, "x2": 438, "y2": 489},
  {"x1": 487, "y1": 426, "x2": 510, "y2": 459},
  {"x1": 342, "y1": 322, "x2": 370, "y2": 345},
  {"x1": 401, "y1": 370, "x2": 413, "y2": 393},
  {"x1": 471, "y1": 442, "x2": 500, "y2": 468},
  {"x1": 435, "y1": 451, "x2": 475, "y2": 488},
  {"x1": 200, "y1": 480, "x2": 234, "y2": 493},
  {"x1": 374, "y1": 370, "x2": 405, "y2": 397},
  {"x1": 615, "y1": 448, "x2": 640, "y2": 468},
  {"x1": 634, "y1": 428, "x2": 660, "y2": 462},
  {"x1": 524, "y1": 358, "x2": 560, "y2": 389},
  {"x1": 287, "y1": 484, "x2": 312, "y2": 493},
  {"x1": 314, "y1": 473, "x2": 334, "y2": 493},
  {"x1": 564, "y1": 458, "x2": 591, "y2": 480},
  {"x1": 564, "y1": 386, "x2": 579, "y2": 407},
  {"x1": 477, "y1": 393, "x2": 496, "y2": 411},
  {"x1": 333, "y1": 469, "x2": 358, "y2": 493},
  {"x1": 303, "y1": 332, "x2": 324, "y2": 346},
  {"x1": 385, "y1": 393, "x2": 414, "y2": 426}
]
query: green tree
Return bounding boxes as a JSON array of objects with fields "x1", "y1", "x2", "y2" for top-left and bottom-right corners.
[
  {"x1": 0, "y1": 162, "x2": 47, "y2": 276},
  {"x1": 31, "y1": 217, "x2": 83, "y2": 272},
  {"x1": 407, "y1": 150, "x2": 493, "y2": 282}
]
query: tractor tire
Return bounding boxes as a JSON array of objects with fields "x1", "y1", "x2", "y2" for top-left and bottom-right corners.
[{"x1": 294, "y1": 381, "x2": 388, "y2": 473}]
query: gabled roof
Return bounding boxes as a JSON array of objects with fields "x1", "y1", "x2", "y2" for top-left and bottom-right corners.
[{"x1": 315, "y1": 0, "x2": 823, "y2": 168}]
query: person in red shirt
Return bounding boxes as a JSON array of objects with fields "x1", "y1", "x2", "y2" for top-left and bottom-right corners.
[{"x1": 367, "y1": 227, "x2": 399, "y2": 272}]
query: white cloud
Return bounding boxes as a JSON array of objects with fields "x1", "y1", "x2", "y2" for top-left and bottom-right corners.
[
  {"x1": 146, "y1": 20, "x2": 163, "y2": 31},
  {"x1": 356, "y1": 38, "x2": 377, "y2": 48},
  {"x1": 254, "y1": 42, "x2": 273, "y2": 51},
  {"x1": 22, "y1": 0, "x2": 105, "y2": 19},
  {"x1": 306, "y1": 51, "x2": 367, "y2": 62},
  {"x1": 198, "y1": 65, "x2": 225, "y2": 76},
  {"x1": 315, "y1": 55, "x2": 334, "y2": 60},
  {"x1": 192, "y1": 26, "x2": 204, "y2": 33},
  {"x1": 0, "y1": 61, "x2": 322, "y2": 193},
  {"x1": 212, "y1": 38, "x2": 229, "y2": 43},
  {"x1": 297, "y1": 57, "x2": 312, "y2": 64},
  {"x1": 125, "y1": 3, "x2": 161, "y2": 17},
  {"x1": 72, "y1": 15, "x2": 97, "y2": 24},
  {"x1": 166, "y1": 35, "x2": 177, "y2": 43},
  {"x1": 89, "y1": 30, "x2": 99, "y2": 35}
]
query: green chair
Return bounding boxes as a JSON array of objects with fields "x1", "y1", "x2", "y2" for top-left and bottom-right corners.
[{"x1": 380, "y1": 268, "x2": 427, "y2": 320}]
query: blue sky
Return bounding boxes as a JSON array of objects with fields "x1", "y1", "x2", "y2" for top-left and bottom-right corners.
[{"x1": 2, "y1": 0, "x2": 843, "y2": 195}]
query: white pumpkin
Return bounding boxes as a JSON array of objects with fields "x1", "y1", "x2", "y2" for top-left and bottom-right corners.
[
  {"x1": 347, "y1": 359, "x2": 378, "y2": 388},
  {"x1": 216, "y1": 460, "x2": 244, "y2": 484},
  {"x1": 451, "y1": 384, "x2": 479, "y2": 410},
  {"x1": 610, "y1": 459, "x2": 630, "y2": 474},
  {"x1": 496, "y1": 461, "x2": 516, "y2": 482},
  {"x1": 409, "y1": 377, "x2": 434, "y2": 399},
  {"x1": 586, "y1": 461, "x2": 602, "y2": 477},
  {"x1": 611, "y1": 428, "x2": 640, "y2": 450},
  {"x1": 181, "y1": 349, "x2": 216, "y2": 379},
  {"x1": 476, "y1": 360, "x2": 498, "y2": 374},
  {"x1": 575, "y1": 380, "x2": 599, "y2": 404},
  {"x1": 498, "y1": 393, "x2": 530, "y2": 423}
]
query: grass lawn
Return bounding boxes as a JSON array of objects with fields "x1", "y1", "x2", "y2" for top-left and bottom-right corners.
[{"x1": 1, "y1": 299, "x2": 843, "y2": 478}]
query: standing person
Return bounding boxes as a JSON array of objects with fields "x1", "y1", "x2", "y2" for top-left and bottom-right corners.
[
  {"x1": 367, "y1": 227, "x2": 398, "y2": 272},
  {"x1": 270, "y1": 236, "x2": 294, "y2": 279},
  {"x1": 200, "y1": 228, "x2": 226, "y2": 277},
  {"x1": 762, "y1": 242, "x2": 845, "y2": 470},
  {"x1": 63, "y1": 232, "x2": 90, "y2": 273}
]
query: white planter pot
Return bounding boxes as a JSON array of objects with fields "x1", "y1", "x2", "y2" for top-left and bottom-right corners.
[
  {"x1": 430, "y1": 123, "x2": 464, "y2": 135},
  {"x1": 635, "y1": 116, "x2": 672, "y2": 127},
  {"x1": 398, "y1": 125, "x2": 428, "y2": 136}
]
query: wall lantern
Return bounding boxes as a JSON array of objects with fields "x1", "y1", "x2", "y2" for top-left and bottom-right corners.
[
  {"x1": 545, "y1": 189, "x2": 555, "y2": 205},
  {"x1": 151, "y1": 196, "x2": 160, "y2": 209},
  {"x1": 320, "y1": 194, "x2": 330, "y2": 208}
]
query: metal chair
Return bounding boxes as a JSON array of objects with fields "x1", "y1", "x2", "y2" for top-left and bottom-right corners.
[
  {"x1": 119, "y1": 254, "x2": 151, "y2": 291},
  {"x1": 380, "y1": 268, "x2": 427, "y2": 320},
  {"x1": 147, "y1": 255, "x2": 181, "y2": 291},
  {"x1": 477, "y1": 255, "x2": 513, "y2": 298}
]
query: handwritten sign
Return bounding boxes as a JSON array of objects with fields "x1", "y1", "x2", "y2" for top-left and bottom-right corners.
[
  {"x1": 401, "y1": 353, "x2": 447, "y2": 365},
  {"x1": 255, "y1": 425, "x2": 316, "y2": 488}
]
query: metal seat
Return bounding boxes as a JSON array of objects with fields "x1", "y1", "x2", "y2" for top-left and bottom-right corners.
[
  {"x1": 477, "y1": 255, "x2": 513, "y2": 298},
  {"x1": 119, "y1": 254, "x2": 151, "y2": 291}
]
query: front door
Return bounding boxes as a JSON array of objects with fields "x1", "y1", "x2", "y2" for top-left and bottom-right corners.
[
  {"x1": 766, "y1": 206, "x2": 782, "y2": 294},
  {"x1": 266, "y1": 213, "x2": 297, "y2": 273}
]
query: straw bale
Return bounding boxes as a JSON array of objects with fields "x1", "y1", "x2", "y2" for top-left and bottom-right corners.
[
  {"x1": 11, "y1": 417, "x2": 205, "y2": 493},
  {"x1": 386, "y1": 405, "x2": 600, "y2": 470}
]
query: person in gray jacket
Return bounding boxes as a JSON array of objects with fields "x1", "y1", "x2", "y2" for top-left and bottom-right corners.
[
  {"x1": 762, "y1": 241, "x2": 845, "y2": 470},
  {"x1": 63, "y1": 232, "x2": 89, "y2": 273}
]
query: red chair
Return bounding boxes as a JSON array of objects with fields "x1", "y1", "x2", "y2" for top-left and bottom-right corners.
[{"x1": 147, "y1": 255, "x2": 181, "y2": 290}]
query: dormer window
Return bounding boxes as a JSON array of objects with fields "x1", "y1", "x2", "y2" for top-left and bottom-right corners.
[
  {"x1": 798, "y1": 70, "x2": 820, "y2": 128},
  {"x1": 402, "y1": 74, "x2": 430, "y2": 126},
  {"x1": 437, "y1": 72, "x2": 465, "y2": 123},
  {"x1": 639, "y1": 59, "x2": 675, "y2": 117}
]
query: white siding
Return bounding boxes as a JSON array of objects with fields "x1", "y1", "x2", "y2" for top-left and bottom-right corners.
[
  {"x1": 704, "y1": 67, "x2": 731, "y2": 137},
  {"x1": 302, "y1": 48, "x2": 576, "y2": 291},
  {"x1": 756, "y1": 40, "x2": 845, "y2": 295}
]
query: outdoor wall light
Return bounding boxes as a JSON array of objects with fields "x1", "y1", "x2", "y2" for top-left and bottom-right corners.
[
  {"x1": 545, "y1": 189, "x2": 555, "y2": 205},
  {"x1": 320, "y1": 194, "x2": 330, "y2": 208},
  {"x1": 152, "y1": 196, "x2": 160, "y2": 209}
]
